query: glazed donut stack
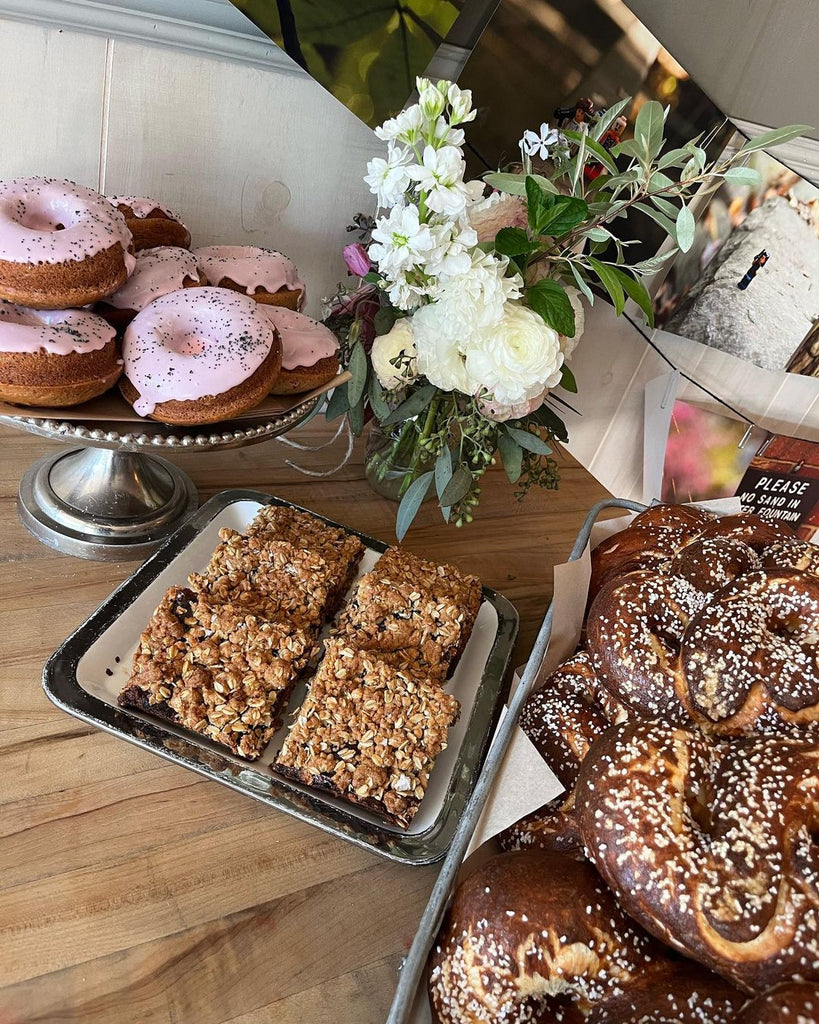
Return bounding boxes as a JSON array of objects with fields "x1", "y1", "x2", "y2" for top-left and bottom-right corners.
[
  {"x1": 0, "y1": 176, "x2": 340, "y2": 424},
  {"x1": 429, "y1": 504, "x2": 819, "y2": 1023}
]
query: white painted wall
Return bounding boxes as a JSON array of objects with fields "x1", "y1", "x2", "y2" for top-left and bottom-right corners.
[{"x1": 0, "y1": 14, "x2": 379, "y2": 315}]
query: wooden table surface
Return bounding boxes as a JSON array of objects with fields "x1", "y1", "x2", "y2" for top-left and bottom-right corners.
[{"x1": 0, "y1": 418, "x2": 609, "y2": 1024}]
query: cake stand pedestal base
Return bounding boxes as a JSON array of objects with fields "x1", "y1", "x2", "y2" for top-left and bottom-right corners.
[{"x1": 18, "y1": 447, "x2": 199, "y2": 561}]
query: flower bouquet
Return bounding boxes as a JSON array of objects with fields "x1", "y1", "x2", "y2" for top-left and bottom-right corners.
[{"x1": 324, "y1": 77, "x2": 806, "y2": 539}]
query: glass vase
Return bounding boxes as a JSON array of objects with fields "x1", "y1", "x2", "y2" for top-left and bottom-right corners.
[{"x1": 364, "y1": 418, "x2": 435, "y2": 502}]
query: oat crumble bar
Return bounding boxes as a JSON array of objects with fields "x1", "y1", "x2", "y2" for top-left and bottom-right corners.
[
  {"x1": 274, "y1": 641, "x2": 460, "y2": 828},
  {"x1": 118, "y1": 586, "x2": 311, "y2": 760}
]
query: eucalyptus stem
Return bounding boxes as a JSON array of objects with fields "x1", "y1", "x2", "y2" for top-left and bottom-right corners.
[
  {"x1": 374, "y1": 416, "x2": 416, "y2": 485},
  {"x1": 397, "y1": 393, "x2": 441, "y2": 499}
]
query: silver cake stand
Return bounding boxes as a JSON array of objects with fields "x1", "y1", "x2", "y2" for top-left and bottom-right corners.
[{"x1": 2, "y1": 398, "x2": 319, "y2": 561}]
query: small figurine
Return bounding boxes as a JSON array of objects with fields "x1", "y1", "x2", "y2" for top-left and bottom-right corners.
[
  {"x1": 584, "y1": 114, "x2": 628, "y2": 183},
  {"x1": 737, "y1": 250, "x2": 770, "y2": 289},
  {"x1": 553, "y1": 97, "x2": 595, "y2": 129}
]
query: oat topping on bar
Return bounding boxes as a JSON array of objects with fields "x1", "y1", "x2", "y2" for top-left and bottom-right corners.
[
  {"x1": 275, "y1": 641, "x2": 461, "y2": 828},
  {"x1": 119, "y1": 587, "x2": 310, "y2": 760}
]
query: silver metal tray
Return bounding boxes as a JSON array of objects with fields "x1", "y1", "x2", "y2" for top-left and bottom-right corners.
[{"x1": 42, "y1": 489, "x2": 519, "y2": 866}]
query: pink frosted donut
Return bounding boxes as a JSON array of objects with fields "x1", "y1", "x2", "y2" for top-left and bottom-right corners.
[
  {"x1": 0, "y1": 177, "x2": 135, "y2": 309},
  {"x1": 108, "y1": 195, "x2": 191, "y2": 250},
  {"x1": 119, "y1": 286, "x2": 282, "y2": 425},
  {"x1": 193, "y1": 245, "x2": 305, "y2": 310},
  {"x1": 96, "y1": 246, "x2": 206, "y2": 330},
  {"x1": 0, "y1": 301, "x2": 120, "y2": 406},
  {"x1": 258, "y1": 306, "x2": 339, "y2": 394}
]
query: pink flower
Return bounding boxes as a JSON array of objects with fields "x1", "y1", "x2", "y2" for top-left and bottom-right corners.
[
  {"x1": 467, "y1": 192, "x2": 528, "y2": 244},
  {"x1": 343, "y1": 242, "x2": 371, "y2": 277},
  {"x1": 477, "y1": 387, "x2": 549, "y2": 422}
]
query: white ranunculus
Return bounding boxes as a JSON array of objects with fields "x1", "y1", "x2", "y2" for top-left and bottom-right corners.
[
  {"x1": 371, "y1": 318, "x2": 418, "y2": 390},
  {"x1": 411, "y1": 301, "x2": 474, "y2": 394},
  {"x1": 464, "y1": 302, "x2": 564, "y2": 406},
  {"x1": 560, "y1": 286, "x2": 586, "y2": 360}
]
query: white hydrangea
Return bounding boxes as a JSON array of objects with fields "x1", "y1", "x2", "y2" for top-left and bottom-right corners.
[
  {"x1": 464, "y1": 302, "x2": 564, "y2": 406},
  {"x1": 411, "y1": 300, "x2": 474, "y2": 394}
]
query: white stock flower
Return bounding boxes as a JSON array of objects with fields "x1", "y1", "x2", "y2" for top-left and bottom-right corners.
[
  {"x1": 464, "y1": 302, "x2": 564, "y2": 405},
  {"x1": 364, "y1": 145, "x2": 412, "y2": 207},
  {"x1": 411, "y1": 301, "x2": 474, "y2": 393},
  {"x1": 385, "y1": 272, "x2": 428, "y2": 312},
  {"x1": 416, "y1": 77, "x2": 446, "y2": 120},
  {"x1": 428, "y1": 118, "x2": 466, "y2": 149},
  {"x1": 375, "y1": 105, "x2": 425, "y2": 145},
  {"x1": 369, "y1": 205, "x2": 436, "y2": 277},
  {"x1": 560, "y1": 286, "x2": 586, "y2": 360},
  {"x1": 426, "y1": 221, "x2": 478, "y2": 280},
  {"x1": 447, "y1": 83, "x2": 476, "y2": 124},
  {"x1": 521, "y1": 122, "x2": 561, "y2": 160},
  {"x1": 371, "y1": 318, "x2": 418, "y2": 390},
  {"x1": 410, "y1": 145, "x2": 472, "y2": 216}
]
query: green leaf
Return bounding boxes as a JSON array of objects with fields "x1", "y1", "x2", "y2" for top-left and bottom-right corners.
[
  {"x1": 532, "y1": 404, "x2": 569, "y2": 443},
  {"x1": 347, "y1": 341, "x2": 368, "y2": 409},
  {"x1": 348, "y1": 399, "x2": 364, "y2": 436},
  {"x1": 525, "y1": 174, "x2": 552, "y2": 231},
  {"x1": 486, "y1": 171, "x2": 557, "y2": 197},
  {"x1": 650, "y1": 171, "x2": 675, "y2": 190},
  {"x1": 613, "y1": 138, "x2": 645, "y2": 161},
  {"x1": 651, "y1": 195, "x2": 680, "y2": 219},
  {"x1": 738, "y1": 124, "x2": 810, "y2": 155},
  {"x1": 722, "y1": 165, "x2": 763, "y2": 187},
  {"x1": 435, "y1": 447, "x2": 454, "y2": 521},
  {"x1": 586, "y1": 226, "x2": 613, "y2": 242},
  {"x1": 373, "y1": 306, "x2": 399, "y2": 335},
  {"x1": 676, "y1": 204, "x2": 695, "y2": 253},
  {"x1": 506, "y1": 426, "x2": 553, "y2": 456},
  {"x1": 656, "y1": 147, "x2": 689, "y2": 170},
  {"x1": 591, "y1": 97, "x2": 630, "y2": 142},
  {"x1": 380, "y1": 383, "x2": 438, "y2": 427},
  {"x1": 634, "y1": 100, "x2": 665, "y2": 160},
  {"x1": 497, "y1": 431, "x2": 523, "y2": 483},
  {"x1": 568, "y1": 261, "x2": 594, "y2": 305},
  {"x1": 395, "y1": 471, "x2": 433, "y2": 542},
  {"x1": 559, "y1": 364, "x2": 578, "y2": 393},
  {"x1": 363, "y1": 271, "x2": 381, "y2": 285},
  {"x1": 539, "y1": 195, "x2": 589, "y2": 237},
  {"x1": 563, "y1": 129, "x2": 618, "y2": 175},
  {"x1": 368, "y1": 374, "x2": 390, "y2": 421},
  {"x1": 494, "y1": 226, "x2": 537, "y2": 256},
  {"x1": 440, "y1": 465, "x2": 472, "y2": 507},
  {"x1": 324, "y1": 381, "x2": 350, "y2": 422},
  {"x1": 634, "y1": 201, "x2": 678, "y2": 242},
  {"x1": 611, "y1": 267, "x2": 654, "y2": 327},
  {"x1": 587, "y1": 256, "x2": 625, "y2": 315},
  {"x1": 527, "y1": 278, "x2": 576, "y2": 336},
  {"x1": 630, "y1": 249, "x2": 678, "y2": 275}
]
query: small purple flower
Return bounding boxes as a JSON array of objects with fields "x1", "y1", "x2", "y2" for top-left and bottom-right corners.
[{"x1": 343, "y1": 242, "x2": 371, "y2": 277}]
